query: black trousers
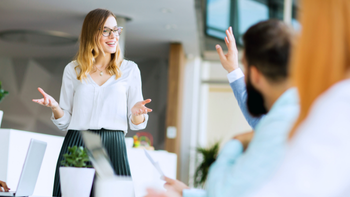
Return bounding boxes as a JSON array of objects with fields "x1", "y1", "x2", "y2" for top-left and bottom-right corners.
[{"x1": 52, "y1": 129, "x2": 131, "y2": 197}]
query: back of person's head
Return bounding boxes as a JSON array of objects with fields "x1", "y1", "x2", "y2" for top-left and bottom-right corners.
[
  {"x1": 289, "y1": 0, "x2": 350, "y2": 138},
  {"x1": 243, "y1": 19, "x2": 294, "y2": 83}
]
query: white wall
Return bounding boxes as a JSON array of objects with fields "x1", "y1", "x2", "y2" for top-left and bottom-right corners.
[
  {"x1": 206, "y1": 85, "x2": 251, "y2": 148},
  {"x1": 199, "y1": 61, "x2": 251, "y2": 150},
  {"x1": 179, "y1": 57, "x2": 201, "y2": 185},
  {"x1": 182, "y1": 59, "x2": 252, "y2": 187}
]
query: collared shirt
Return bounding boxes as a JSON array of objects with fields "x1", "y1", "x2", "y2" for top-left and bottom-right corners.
[
  {"x1": 183, "y1": 68, "x2": 299, "y2": 197},
  {"x1": 51, "y1": 60, "x2": 148, "y2": 133},
  {"x1": 250, "y1": 79, "x2": 350, "y2": 197}
]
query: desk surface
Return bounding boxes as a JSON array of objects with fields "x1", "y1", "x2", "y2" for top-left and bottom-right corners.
[{"x1": 1, "y1": 129, "x2": 177, "y2": 197}]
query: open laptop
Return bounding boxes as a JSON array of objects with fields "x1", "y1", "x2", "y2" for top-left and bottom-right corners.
[
  {"x1": 80, "y1": 131, "x2": 135, "y2": 197},
  {"x1": 0, "y1": 139, "x2": 47, "y2": 197},
  {"x1": 80, "y1": 130, "x2": 115, "y2": 178}
]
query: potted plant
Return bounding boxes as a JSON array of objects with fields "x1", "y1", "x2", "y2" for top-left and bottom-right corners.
[
  {"x1": 193, "y1": 142, "x2": 220, "y2": 188},
  {"x1": 0, "y1": 81, "x2": 9, "y2": 127},
  {"x1": 60, "y1": 146, "x2": 95, "y2": 197}
]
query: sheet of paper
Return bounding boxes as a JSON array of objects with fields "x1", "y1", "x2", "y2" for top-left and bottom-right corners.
[{"x1": 143, "y1": 149, "x2": 165, "y2": 177}]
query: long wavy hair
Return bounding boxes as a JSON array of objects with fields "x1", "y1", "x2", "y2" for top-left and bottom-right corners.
[
  {"x1": 75, "y1": 8, "x2": 123, "y2": 81},
  {"x1": 289, "y1": 0, "x2": 350, "y2": 138}
]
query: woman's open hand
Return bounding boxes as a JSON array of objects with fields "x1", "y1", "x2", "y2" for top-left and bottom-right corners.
[
  {"x1": 32, "y1": 87, "x2": 59, "y2": 109},
  {"x1": 131, "y1": 99, "x2": 152, "y2": 125},
  {"x1": 131, "y1": 99, "x2": 152, "y2": 116}
]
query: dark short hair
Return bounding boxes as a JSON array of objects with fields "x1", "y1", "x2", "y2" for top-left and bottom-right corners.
[{"x1": 243, "y1": 19, "x2": 293, "y2": 82}]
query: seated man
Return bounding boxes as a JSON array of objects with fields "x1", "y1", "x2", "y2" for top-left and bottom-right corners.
[
  {"x1": 0, "y1": 180, "x2": 9, "y2": 192},
  {"x1": 146, "y1": 19, "x2": 299, "y2": 197}
]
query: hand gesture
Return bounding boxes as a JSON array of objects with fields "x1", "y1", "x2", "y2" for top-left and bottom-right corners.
[
  {"x1": 0, "y1": 180, "x2": 10, "y2": 192},
  {"x1": 32, "y1": 87, "x2": 59, "y2": 109},
  {"x1": 233, "y1": 131, "x2": 254, "y2": 151},
  {"x1": 163, "y1": 176, "x2": 189, "y2": 194},
  {"x1": 216, "y1": 26, "x2": 239, "y2": 73},
  {"x1": 131, "y1": 99, "x2": 152, "y2": 116}
]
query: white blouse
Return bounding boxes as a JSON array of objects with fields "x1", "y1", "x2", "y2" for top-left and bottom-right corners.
[
  {"x1": 51, "y1": 60, "x2": 149, "y2": 133},
  {"x1": 250, "y1": 79, "x2": 350, "y2": 197}
]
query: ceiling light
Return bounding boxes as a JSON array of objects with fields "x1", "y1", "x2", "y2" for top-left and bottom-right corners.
[{"x1": 0, "y1": 30, "x2": 78, "y2": 46}]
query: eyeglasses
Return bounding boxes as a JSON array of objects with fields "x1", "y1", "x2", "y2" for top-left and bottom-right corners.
[{"x1": 101, "y1": 27, "x2": 123, "y2": 37}]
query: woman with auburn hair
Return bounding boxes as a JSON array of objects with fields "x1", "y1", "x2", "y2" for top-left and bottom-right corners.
[
  {"x1": 249, "y1": 0, "x2": 350, "y2": 196},
  {"x1": 33, "y1": 8, "x2": 152, "y2": 196}
]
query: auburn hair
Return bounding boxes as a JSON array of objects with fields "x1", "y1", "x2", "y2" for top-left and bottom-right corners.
[
  {"x1": 75, "y1": 8, "x2": 123, "y2": 81},
  {"x1": 289, "y1": 0, "x2": 350, "y2": 138}
]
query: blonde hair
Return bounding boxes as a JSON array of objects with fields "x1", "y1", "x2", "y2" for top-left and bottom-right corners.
[
  {"x1": 289, "y1": 0, "x2": 350, "y2": 138},
  {"x1": 75, "y1": 8, "x2": 123, "y2": 81}
]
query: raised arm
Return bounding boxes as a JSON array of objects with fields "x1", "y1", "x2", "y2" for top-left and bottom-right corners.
[
  {"x1": 216, "y1": 27, "x2": 263, "y2": 129},
  {"x1": 229, "y1": 72, "x2": 261, "y2": 128}
]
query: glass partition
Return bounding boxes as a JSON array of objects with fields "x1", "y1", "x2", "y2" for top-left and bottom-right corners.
[{"x1": 206, "y1": 0, "x2": 300, "y2": 45}]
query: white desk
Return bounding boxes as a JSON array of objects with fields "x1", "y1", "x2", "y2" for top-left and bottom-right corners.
[{"x1": 0, "y1": 129, "x2": 177, "y2": 197}]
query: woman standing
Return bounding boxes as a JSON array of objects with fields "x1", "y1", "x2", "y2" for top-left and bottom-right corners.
[{"x1": 33, "y1": 8, "x2": 152, "y2": 196}]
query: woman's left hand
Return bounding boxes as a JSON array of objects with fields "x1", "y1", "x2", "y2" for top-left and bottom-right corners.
[{"x1": 131, "y1": 99, "x2": 152, "y2": 116}]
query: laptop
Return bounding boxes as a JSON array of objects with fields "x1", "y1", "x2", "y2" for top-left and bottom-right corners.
[
  {"x1": 80, "y1": 131, "x2": 135, "y2": 197},
  {"x1": 80, "y1": 130, "x2": 115, "y2": 178},
  {"x1": 0, "y1": 139, "x2": 47, "y2": 197}
]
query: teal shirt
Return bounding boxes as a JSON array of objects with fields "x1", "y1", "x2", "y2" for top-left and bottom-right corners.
[{"x1": 183, "y1": 88, "x2": 299, "y2": 197}]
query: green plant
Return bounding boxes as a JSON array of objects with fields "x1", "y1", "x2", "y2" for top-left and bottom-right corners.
[
  {"x1": 193, "y1": 141, "x2": 220, "y2": 188},
  {"x1": 61, "y1": 146, "x2": 92, "y2": 168},
  {"x1": 0, "y1": 81, "x2": 9, "y2": 103}
]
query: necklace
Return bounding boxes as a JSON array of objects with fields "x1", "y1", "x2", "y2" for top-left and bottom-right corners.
[{"x1": 94, "y1": 66, "x2": 104, "y2": 76}]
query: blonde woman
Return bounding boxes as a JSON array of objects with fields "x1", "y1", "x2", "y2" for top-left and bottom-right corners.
[{"x1": 33, "y1": 8, "x2": 152, "y2": 196}]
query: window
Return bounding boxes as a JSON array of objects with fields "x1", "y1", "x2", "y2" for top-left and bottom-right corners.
[
  {"x1": 206, "y1": 0, "x2": 231, "y2": 39},
  {"x1": 206, "y1": 0, "x2": 293, "y2": 45}
]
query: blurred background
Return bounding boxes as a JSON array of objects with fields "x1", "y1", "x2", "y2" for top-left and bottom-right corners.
[{"x1": 0, "y1": 0, "x2": 299, "y2": 187}]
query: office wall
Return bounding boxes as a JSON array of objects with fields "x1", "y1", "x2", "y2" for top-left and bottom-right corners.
[
  {"x1": 183, "y1": 60, "x2": 252, "y2": 186},
  {"x1": 0, "y1": 57, "x2": 72, "y2": 136},
  {"x1": 126, "y1": 58, "x2": 169, "y2": 150},
  {"x1": 199, "y1": 61, "x2": 252, "y2": 150},
  {"x1": 0, "y1": 57, "x2": 168, "y2": 149},
  {"x1": 206, "y1": 85, "x2": 252, "y2": 147}
]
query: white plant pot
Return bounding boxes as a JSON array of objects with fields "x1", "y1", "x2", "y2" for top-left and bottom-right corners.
[
  {"x1": 0, "y1": 110, "x2": 3, "y2": 127},
  {"x1": 94, "y1": 176, "x2": 135, "y2": 197},
  {"x1": 59, "y1": 167, "x2": 95, "y2": 197}
]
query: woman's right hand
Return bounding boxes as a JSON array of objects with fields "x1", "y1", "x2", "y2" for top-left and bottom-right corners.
[{"x1": 32, "y1": 87, "x2": 59, "y2": 109}]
